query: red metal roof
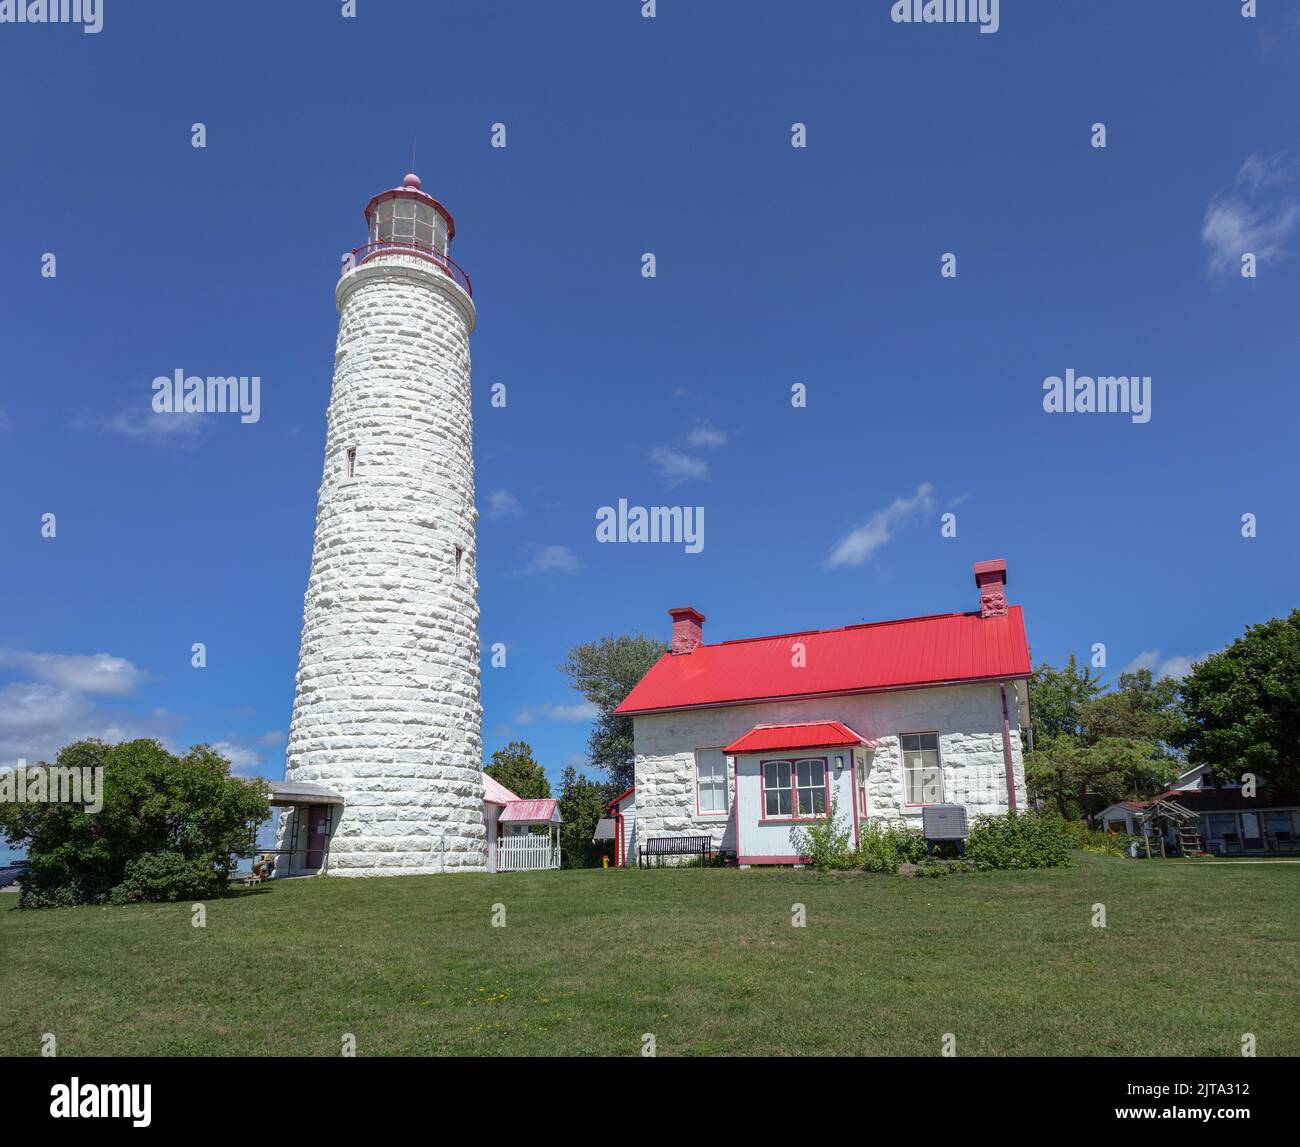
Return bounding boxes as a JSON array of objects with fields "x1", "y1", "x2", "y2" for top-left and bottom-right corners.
[
  {"x1": 724, "y1": 721, "x2": 868, "y2": 754},
  {"x1": 500, "y1": 799, "x2": 560, "y2": 823},
  {"x1": 615, "y1": 606, "x2": 1031, "y2": 716},
  {"x1": 482, "y1": 773, "x2": 521, "y2": 805}
]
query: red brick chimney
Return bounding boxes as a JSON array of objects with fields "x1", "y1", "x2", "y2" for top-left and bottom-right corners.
[
  {"x1": 973, "y1": 559, "x2": 1008, "y2": 618},
  {"x1": 669, "y1": 606, "x2": 706, "y2": 654}
]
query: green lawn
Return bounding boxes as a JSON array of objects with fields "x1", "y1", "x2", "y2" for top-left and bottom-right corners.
[{"x1": 1, "y1": 854, "x2": 1296, "y2": 1056}]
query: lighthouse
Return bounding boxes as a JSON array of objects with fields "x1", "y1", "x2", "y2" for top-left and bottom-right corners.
[{"x1": 280, "y1": 172, "x2": 485, "y2": 876}]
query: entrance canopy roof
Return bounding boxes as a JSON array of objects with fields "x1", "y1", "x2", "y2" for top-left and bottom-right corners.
[
  {"x1": 264, "y1": 780, "x2": 345, "y2": 807},
  {"x1": 500, "y1": 799, "x2": 562, "y2": 825}
]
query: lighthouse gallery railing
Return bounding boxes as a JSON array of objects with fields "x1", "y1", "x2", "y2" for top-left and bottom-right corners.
[{"x1": 344, "y1": 240, "x2": 473, "y2": 297}]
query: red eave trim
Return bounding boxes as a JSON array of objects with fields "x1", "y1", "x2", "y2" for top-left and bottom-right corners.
[
  {"x1": 606, "y1": 785, "x2": 635, "y2": 811},
  {"x1": 617, "y1": 671, "x2": 1033, "y2": 718}
]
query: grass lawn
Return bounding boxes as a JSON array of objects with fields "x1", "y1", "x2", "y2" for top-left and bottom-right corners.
[{"x1": 1, "y1": 853, "x2": 1296, "y2": 1057}]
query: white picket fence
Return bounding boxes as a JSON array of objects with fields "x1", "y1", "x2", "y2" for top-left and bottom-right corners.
[{"x1": 496, "y1": 836, "x2": 560, "y2": 872}]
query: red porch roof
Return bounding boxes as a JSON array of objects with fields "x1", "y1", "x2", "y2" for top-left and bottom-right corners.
[
  {"x1": 724, "y1": 721, "x2": 868, "y2": 754},
  {"x1": 615, "y1": 606, "x2": 1031, "y2": 716},
  {"x1": 500, "y1": 798, "x2": 561, "y2": 824}
]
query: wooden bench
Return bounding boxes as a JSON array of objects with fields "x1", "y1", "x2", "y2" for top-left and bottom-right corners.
[{"x1": 638, "y1": 835, "x2": 713, "y2": 868}]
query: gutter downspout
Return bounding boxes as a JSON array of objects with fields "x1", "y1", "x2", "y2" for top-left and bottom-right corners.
[{"x1": 999, "y1": 682, "x2": 1019, "y2": 812}]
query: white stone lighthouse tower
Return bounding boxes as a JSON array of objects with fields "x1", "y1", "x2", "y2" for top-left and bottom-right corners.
[{"x1": 281, "y1": 172, "x2": 485, "y2": 876}]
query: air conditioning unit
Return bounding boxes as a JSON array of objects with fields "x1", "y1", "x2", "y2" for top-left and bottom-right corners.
[{"x1": 922, "y1": 804, "x2": 969, "y2": 843}]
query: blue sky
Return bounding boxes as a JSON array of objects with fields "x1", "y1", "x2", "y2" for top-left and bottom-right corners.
[{"x1": 1, "y1": 1, "x2": 1298, "y2": 863}]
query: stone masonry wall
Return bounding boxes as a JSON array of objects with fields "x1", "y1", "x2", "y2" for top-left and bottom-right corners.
[{"x1": 282, "y1": 257, "x2": 485, "y2": 875}]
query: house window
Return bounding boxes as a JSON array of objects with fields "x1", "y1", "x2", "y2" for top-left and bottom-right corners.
[
  {"x1": 901, "y1": 732, "x2": 943, "y2": 805},
  {"x1": 855, "y1": 752, "x2": 868, "y2": 816},
  {"x1": 762, "y1": 760, "x2": 793, "y2": 817},
  {"x1": 695, "y1": 749, "x2": 728, "y2": 815},
  {"x1": 795, "y1": 758, "x2": 827, "y2": 816},
  {"x1": 761, "y1": 757, "x2": 827, "y2": 819},
  {"x1": 454, "y1": 545, "x2": 464, "y2": 580},
  {"x1": 346, "y1": 447, "x2": 356, "y2": 478}
]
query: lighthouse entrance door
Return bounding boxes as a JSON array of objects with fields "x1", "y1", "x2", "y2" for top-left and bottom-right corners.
[{"x1": 305, "y1": 805, "x2": 331, "y2": 871}]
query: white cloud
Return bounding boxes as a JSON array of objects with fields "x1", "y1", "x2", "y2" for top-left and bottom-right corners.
[
  {"x1": 1202, "y1": 154, "x2": 1300, "y2": 275},
  {"x1": 684, "y1": 426, "x2": 727, "y2": 448},
  {"x1": 0, "y1": 681, "x2": 168, "y2": 768},
  {"x1": 524, "y1": 544, "x2": 578, "y2": 574},
  {"x1": 0, "y1": 649, "x2": 144, "y2": 696},
  {"x1": 512, "y1": 700, "x2": 599, "y2": 725},
  {"x1": 485, "y1": 489, "x2": 522, "y2": 520},
  {"x1": 102, "y1": 406, "x2": 206, "y2": 447},
  {"x1": 210, "y1": 740, "x2": 263, "y2": 772},
  {"x1": 1123, "y1": 649, "x2": 1214, "y2": 680},
  {"x1": 649, "y1": 446, "x2": 708, "y2": 484},
  {"x1": 827, "y1": 483, "x2": 935, "y2": 568}
]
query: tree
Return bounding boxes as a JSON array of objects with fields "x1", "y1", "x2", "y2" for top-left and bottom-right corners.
[
  {"x1": 1025, "y1": 734, "x2": 1176, "y2": 819},
  {"x1": 0, "y1": 739, "x2": 270, "y2": 908},
  {"x1": 1176, "y1": 610, "x2": 1300, "y2": 791},
  {"x1": 560, "y1": 633, "x2": 668, "y2": 792},
  {"x1": 484, "y1": 741, "x2": 551, "y2": 800},
  {"x1": 1025, "y1": 660, "x2": 1182, "y2": 819},
  {"x1": 1027, "y1": 656, "x2": 1105, "y2": 742},
  {"x1": 556, "y1": 765, "x2": 615, "y2": 869},
  {"x1": 1085, "y1": 668, "x2": 1185, "y2": 750}
]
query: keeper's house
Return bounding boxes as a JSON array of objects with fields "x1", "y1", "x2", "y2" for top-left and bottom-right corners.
[{"x1": 612, "y1": 560, "x2": 1032, "y2": 866}]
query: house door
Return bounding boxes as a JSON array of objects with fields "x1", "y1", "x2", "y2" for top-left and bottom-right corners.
[{"x1": 305, "y1": 806, "x2": 331, "y2": 870}]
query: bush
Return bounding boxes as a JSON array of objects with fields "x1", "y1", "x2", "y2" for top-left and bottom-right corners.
[
  {"x1": 964, "y1": 810, "x2": 1073, "y2": 870},
  {"x1": 855, "y1": 821, "x2": 927, "y2": 874},
  {"x1": 1058, "y1": 818, "x2": 1139, "y2": 857},
  {"x1": 1, "y1": 738, "x2": 270, "y2": 908},
  {"x1": 109, "y1": 852, "x2": 224, "y2": 905},
  {"x1": 789, "y1": 797, "x2": 855, "y2": 870}
]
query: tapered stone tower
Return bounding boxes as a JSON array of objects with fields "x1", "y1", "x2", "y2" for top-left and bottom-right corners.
[{"x1": 281, "y1": 172, "x2": 485, "y2": 875}]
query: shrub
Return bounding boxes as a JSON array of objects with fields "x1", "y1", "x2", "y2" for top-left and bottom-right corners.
[
  {"x1": 1058, "y1": 818, "x2": 1139, "y2": 857},
  {"x1": 109, "y1": 852, "x2": 224, "y2": 905},
  {"x1": 789, "y1": 797, "x2": 855, "y2": 870},
  {"x1": 964, "y1": 810, "x2": 1073, "y2": 870},
  {"x1": 0, "y1": 738, "x2": 270, "y2": 908},
  {"x1": 855, "y1": 821, "x2": 927, "y2": 874}
]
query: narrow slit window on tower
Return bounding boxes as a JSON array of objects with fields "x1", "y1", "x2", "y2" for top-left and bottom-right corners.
[
  {"x1": 454, "y1": 545, "x2": 464, "y2": 581},
  {"x1": 346, "y1": 447, "x2": 356, "y2": 479}
]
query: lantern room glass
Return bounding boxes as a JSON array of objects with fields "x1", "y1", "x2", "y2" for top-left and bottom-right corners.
[{"x1": 370, "y1": 196, "x2": 442, "y2": 254}]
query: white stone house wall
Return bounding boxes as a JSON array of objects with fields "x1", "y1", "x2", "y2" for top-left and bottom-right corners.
[{"x1": 631, "y1": 681, "x2": 1028, "y2": 857}]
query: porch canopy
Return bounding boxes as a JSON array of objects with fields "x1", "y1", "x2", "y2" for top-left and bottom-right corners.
[
  {"x1": 724, "y1": 720, "x2": 869, "y2": 755},
  {"x1": 500, "y1": 798, "x2": 562, "y2": 825},
  {"x1": 263, "y1": 780, "x2": 345, "y2": 807}
]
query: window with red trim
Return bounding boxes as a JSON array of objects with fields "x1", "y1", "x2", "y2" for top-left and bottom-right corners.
[
  {"x1": 795, "y1": 758, "x2": 827, "y2": 816},
  {"x1": 761, "y1": 757, "x2": 828, "y2": 819},
  {"x1": 695, "y1": 749, "x2": 728, "y2": 814},
  {"x1": 901, "y1": 732, "x2": 943, "y2": 805},
  {"x1": 762, "y1": 760, "x2": 793, "y2": 817}
]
